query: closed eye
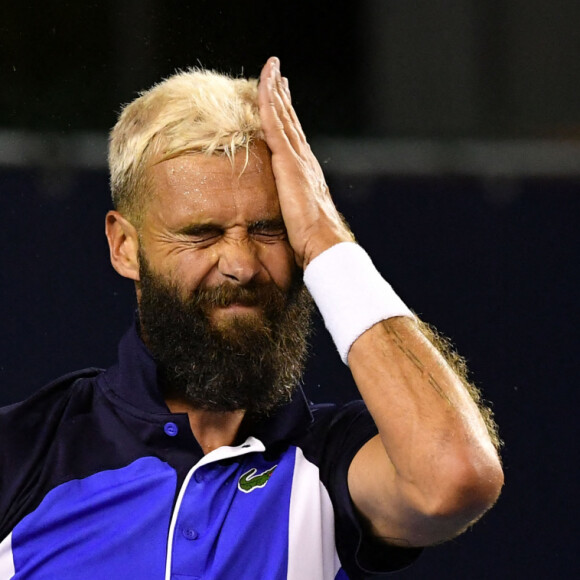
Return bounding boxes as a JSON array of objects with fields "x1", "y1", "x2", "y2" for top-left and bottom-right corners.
[
  {"x1": 176, "y1": 224, "x2": 223, "y2": 244},
  {"x1": 249, "y1": 219, "x2": 287, "y2": 241}
]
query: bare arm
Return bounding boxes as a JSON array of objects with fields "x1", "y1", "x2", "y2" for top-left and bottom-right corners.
[
  {"x1": 258, "y1": 56, "x2": 503, "y2": 547},
  {"x1": 347, "y1": 318, "x2": 502, "y2": 546}
]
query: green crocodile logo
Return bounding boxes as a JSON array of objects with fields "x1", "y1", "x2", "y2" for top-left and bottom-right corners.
[{"x1": 238, "y1": 465, "x2": 278, "y2": 493}]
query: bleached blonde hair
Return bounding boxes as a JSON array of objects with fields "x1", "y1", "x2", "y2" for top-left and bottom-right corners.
[{"x1": 108, "y1": 68, "x2": 263, "y2": 224}]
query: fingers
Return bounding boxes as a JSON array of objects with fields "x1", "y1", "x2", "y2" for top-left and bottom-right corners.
[
  {"x1": 277, "y1": 75, "x2": 307, "y2": 147},
  {"x1": 271, "y1": 81, "x2": 304, "y2": 153},
  {"x1": 258, "y1": 59, "x2": 288, "y2": 151},
  {"x1": 258, "y1": 57, "x2": 306, "y2": 154}
]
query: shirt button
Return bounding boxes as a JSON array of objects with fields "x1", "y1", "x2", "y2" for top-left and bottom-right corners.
[
  {"x1": 182, "y1": 527, "x2": 199, "y2": 540},
  {"x1": 164, "y1": 422, "x2": 179, "y2": 437}
]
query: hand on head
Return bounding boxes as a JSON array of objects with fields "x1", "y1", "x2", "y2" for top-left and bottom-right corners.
[{"x1": 258, "y1": 57, "x2": 354, "y2": 270}]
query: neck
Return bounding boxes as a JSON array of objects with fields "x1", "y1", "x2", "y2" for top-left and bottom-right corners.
[{"x1": 165, "y1": 397, "x2": 246, "y2": 454}]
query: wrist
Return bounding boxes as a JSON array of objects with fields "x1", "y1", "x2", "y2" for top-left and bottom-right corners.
[
  {"x1": 301, "y1": 228, "x2": 355, "y2": 270},
  {"x1": 303, "y1": 242, "x2": 414, "y2": 364}
]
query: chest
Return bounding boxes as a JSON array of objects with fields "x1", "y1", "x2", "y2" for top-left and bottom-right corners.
[{"x1": 2, "y1": 441, "x2": 342, "y2": 579}]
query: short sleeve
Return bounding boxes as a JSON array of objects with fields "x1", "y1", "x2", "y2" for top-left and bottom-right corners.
[{"x1": 311, "y1": 400, "x2": 422, "y2": 579}]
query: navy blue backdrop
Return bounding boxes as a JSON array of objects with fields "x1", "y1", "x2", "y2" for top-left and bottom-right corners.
[{"x1": 0, "y1": 168, "x2": 577, "y2": 578}]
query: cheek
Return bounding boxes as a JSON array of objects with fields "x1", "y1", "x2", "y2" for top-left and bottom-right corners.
[{"x1": 168, "y1": 250, "x2": 218, "y2": 292}]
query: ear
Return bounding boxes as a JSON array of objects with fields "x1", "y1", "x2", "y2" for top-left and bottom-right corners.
[{"x1": 105, "y1": 211, "x2": 141, "y2": 281}]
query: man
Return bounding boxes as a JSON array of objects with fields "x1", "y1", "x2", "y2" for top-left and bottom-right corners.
[{"x1": 0, "y1": 57, "x2": 503, "y2": 579}]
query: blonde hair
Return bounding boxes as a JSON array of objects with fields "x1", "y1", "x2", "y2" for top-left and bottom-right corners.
[{"x1": 108, "y1": 68, "x2": 263, "y2": 224}]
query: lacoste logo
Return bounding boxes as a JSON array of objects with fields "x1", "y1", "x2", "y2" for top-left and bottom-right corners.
[{"x1": 238, "y1": 465, "x2": 278, "y2": 493}]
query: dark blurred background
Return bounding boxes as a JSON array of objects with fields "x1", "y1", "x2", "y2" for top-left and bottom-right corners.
[{"x1": 1, "y1": 1, "x2": 578, "y2": 578}]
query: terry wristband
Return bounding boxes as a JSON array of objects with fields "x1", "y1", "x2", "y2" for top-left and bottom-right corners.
[{"x1": 303, "y1": 242, "x2": 414, "y2": 365}]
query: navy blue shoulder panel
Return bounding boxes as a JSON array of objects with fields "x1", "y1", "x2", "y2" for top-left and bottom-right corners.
[
  {"x1": 0, "y1": 367, "x2": 103, "y2": 413},
  {"x1": 0, "y1": 368, "x2": 105, "y2": 538}
]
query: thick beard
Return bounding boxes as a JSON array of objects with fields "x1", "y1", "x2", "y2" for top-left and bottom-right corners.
[{"x1": 138, "y1": 253, "x2": 313, "y2": 416}]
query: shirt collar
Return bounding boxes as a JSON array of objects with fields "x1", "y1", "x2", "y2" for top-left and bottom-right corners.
[{"x1": 101, "y1": 320, "x2": 314, "y2": 444}]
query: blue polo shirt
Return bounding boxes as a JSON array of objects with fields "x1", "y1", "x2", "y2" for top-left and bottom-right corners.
[{"x1": 0, "y1": 324, "x2": 420, "y2": 579}]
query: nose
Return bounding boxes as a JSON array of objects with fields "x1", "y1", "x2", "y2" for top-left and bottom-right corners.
[{"x1": 217, "y1": 239, "x2": 262, "y2": 285}]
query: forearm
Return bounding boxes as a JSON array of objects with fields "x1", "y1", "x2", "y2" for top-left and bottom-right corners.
[
  {"x1": 303, "y1": 241, "x2": 502, "y2": 543},
  {"x1": 350, "y1": 317, "x2": 501, "y2": 498},
  {"x1": 348, "y1": 316, "x2": 503, "y2": 543}
]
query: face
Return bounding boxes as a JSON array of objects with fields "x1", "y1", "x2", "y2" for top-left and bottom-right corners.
[
  {"x1": 137, "y1": 141, "x2": 295, "y2": 326},
  {"x1": 130, "y1": 142, "x2": 313, "y2": 415}
]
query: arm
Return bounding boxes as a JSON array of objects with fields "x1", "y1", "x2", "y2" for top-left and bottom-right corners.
[
  {"x1": 258, "y1": 57, "x2": 503, "y2": 547},
  {"x1": 346, "y1": 318, "x2": 502, "y2": 546}
]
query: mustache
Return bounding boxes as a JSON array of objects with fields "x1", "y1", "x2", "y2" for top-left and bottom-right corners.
[{"x1": 187, "y1": 282, "x2": 286, "y2": 310}]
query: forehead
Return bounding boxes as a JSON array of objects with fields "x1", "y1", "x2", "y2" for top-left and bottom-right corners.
[{"x1": 146, "y1": 141, "x2": 280, "y2": 227}]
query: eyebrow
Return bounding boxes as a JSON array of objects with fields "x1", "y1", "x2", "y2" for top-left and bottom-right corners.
[
  {"x1": 175, "y1": 218, "x2": 286, "y2": 237},
  {"x1": 175, "y1": 223, "x2": 223, "y2": 237},
  {"x1": 247, "y1": 218, "x2": 286, "y2": 232}
]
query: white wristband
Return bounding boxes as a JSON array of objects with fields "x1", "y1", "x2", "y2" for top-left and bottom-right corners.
[{"x1": 303, "y1": 242, "x2": 414, "y2": 365}]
